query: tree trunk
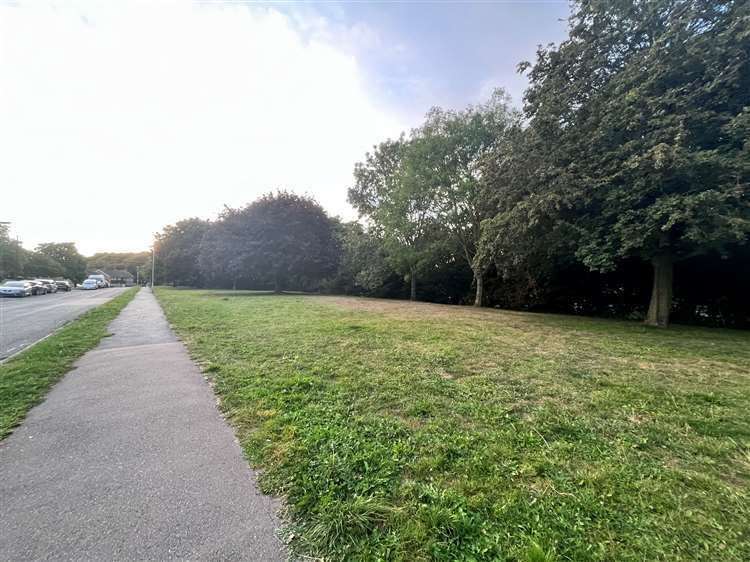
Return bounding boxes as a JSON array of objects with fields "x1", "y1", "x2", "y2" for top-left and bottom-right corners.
[
  {"x1": 274, "y1": 272, "x2": 282, "y2": 294},
  {"x1": 645, "y1": 254, "x2": 673, "y2": 327},
  {"x1": 473, "y1": 269, "x2": 484, "y2": 307},
  {"x1": 409, "y1": 270, "x2": 417, "y2": 301}
]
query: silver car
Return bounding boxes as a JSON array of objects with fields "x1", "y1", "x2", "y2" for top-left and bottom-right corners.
[
  {"x1": 28, "y1": 280, "x2": 48, "y2": 295},
  {"x1": 80, "y1": 279, "x2": 99, "y2": 290},
  {"x1": 0, "y1": 280, "x2": 33, "y2": 297},
  {"x1": 35, "y1": 279, "x2": 58, "y2": 293}
]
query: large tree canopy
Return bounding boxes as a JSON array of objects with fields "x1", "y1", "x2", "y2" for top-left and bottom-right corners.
[
  {"x1": 199, "y1": 192, "x2": 339, "y2": 292},
  {"x1": 36, "y1": 242, "x2": 87, "y2": 282},
  {"x1": 407, "y1": 89, "x2": 521, "y2": 305},
  {"x1": 23, "y1": 252, "x2": 64, "y2": 278},
  {"x1": 515, "y1": 0, "x2": 750, "y2": 326},
  {"x1": 350, "y1": 92, "x2": 521, "y2": 305}
]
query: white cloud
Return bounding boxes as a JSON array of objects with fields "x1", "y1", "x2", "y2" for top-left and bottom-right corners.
[{"x1": 0, "y1": 0, "x2": 405, "y2": 254}]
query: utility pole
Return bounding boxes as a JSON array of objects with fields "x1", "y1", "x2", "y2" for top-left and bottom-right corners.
[{"x1": 151, "y1": 247, "x2": 156, "y2": 289}]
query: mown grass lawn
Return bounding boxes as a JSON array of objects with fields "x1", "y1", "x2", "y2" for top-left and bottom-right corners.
[
  {"x1": 0, "y1": 287, "x2": 139, "y2": 439},
  {"x1": 156, "y1": 289, "x2": 750, "y2": 561}
]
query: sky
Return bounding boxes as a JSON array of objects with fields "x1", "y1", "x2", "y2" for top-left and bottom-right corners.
[{"x1": 0, "y1": 0, "x2": 570, "y2": 256}]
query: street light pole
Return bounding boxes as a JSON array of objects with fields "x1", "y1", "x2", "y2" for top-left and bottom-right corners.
[{"x1": 151, "y1": 247, "x2": 156, "y2": 289}]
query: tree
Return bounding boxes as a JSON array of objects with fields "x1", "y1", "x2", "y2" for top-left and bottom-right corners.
[
  {"x1": 328, "y1": 221, "x2": 399, "y2": 295},
  {"x1": 349, "y1": 138, "x2": 443, "y2": 301},
  {"x1": 479, "y1": 125, "x2": 578, "y2": 307},
  {"x1": 24, "y1": 252, "x2": 64, "y2": 278},
  {"x1": 199, "y1": 192, "x2": 339, "y2": 292},
  {"x1": 198, "y1": 208, "x2": 246, "y2": 289},
  {"x1": 154, "y1": 218, "x2": 209, "y2": 287},
  {"x1": 408, "y1": 89, "x2": 520, "y2": 306},
  {"x1": 36, "y1": 242, "x2": 87, "y2": 282},
  {"x1": 519, "y1": 0, "x2": 750, "y2": 326},
  {"x1": 0, "y1": 225, "x2": 27, "y2": 280}
]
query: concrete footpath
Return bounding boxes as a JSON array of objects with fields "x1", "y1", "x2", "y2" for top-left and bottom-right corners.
[{"x1": 0, "y1": 289, "x2": 285, "y2": 561}]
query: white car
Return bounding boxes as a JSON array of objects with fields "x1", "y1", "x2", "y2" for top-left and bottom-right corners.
[{"x1": 81, "y1": 279, "x2": 99, "y2": 290}]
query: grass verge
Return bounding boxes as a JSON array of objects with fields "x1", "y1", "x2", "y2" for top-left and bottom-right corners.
[
  {"x1": 156, "y1": 289, "x2": 750, "y2": 561},
  {"x1": 0, "y1": 287, "x2": 139, "y2": 439}
]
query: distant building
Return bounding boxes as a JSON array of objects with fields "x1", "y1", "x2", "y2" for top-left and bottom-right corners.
[{"x1": 105, "y1": 269, "x2": 135, "y2": 287}]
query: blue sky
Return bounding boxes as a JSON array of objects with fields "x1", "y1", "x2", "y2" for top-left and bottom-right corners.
[
  {"x1": 1, "y1": 0, "x2": 571, "y2": 254},
  {"x1": 279, "y1": 1, "x2": 571, "y2": 119}
]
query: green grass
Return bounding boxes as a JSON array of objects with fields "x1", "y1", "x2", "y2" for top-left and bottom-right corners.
[
  {"x1": 0, "y1": 287, "x2": 139, "y2": 439},
  {"x1": 155, "y1": 289, "x2": 750, "y2": 561}
]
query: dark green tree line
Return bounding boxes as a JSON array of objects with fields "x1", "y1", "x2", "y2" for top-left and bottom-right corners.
[
  {"x1": 348, "y1": 0, "x2": 749, "y2": 326},
  {"x1": 500, "y1": 0, "x2": 750, "y2": 326},
  {"x1": 153, "y1": 192, "x2": 338, "y2": 292}
]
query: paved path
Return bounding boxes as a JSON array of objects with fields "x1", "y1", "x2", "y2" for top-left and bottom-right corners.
[
  {"x1": 0, "y1": 289, "x2": 285, "y2": 561},
  {"x1": 0, "y1": 287, "x2": 128, "y2": 360}
]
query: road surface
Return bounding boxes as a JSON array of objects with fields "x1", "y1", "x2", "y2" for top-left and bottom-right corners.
[
  {"x1": 0, "y1": 287, "x2": 128, "y2": 360},
  {"x1": 0, "y1": 289, "x2": 285, "y2": 560}
]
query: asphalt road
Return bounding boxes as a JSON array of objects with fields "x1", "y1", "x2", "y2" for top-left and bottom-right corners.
[
  {"x1": 0, "y1": 289, "x2": 285, "y2": 560},
  {"x1": 0, "y1": 287, "x2": 128, "y2": 360}
]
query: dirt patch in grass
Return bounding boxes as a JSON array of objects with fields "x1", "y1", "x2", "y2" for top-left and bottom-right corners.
[{"x1": 322, "y1": 295, "x2": 536, "y2": 322}]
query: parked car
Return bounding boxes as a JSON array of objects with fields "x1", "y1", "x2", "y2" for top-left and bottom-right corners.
[
  {"x1": 0, "y1": 280, "x2": 33, "y2": 297},
  {"x1": 80, "y1": 279, "x2": 99, "y2": 290},
  {"x1": 29, "y1": 280, "x2": 48, "y2": 295},
  {"x1": 87, "y1": 274, "x2": 110, "y2": 288},
  {"x1": 35, "y1": 279, "x2": 58, "y2": 293},
  {"x1": 55, "y1": 279, "x2": 74, "y2": 292}
]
